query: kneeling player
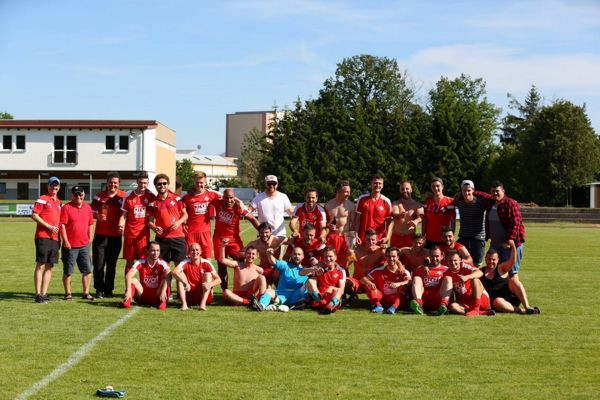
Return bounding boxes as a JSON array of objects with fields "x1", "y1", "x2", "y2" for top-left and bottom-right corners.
[
  {"x1": 121, "y1": 241, "x2": 170, "y2": 309},
  {"x1": 306, "y1": 247, "x2": 346, "y2": 314},
  {"x1": 171, "y1": 243, "x2": 221, "y2": 311},
  {"x1": 439, "y1": 250, "x2": 493, "y2": 317},
  {"x1": 410, "y1": 246, "x2": 448, "y2": 315},
  {"x1": 361, "y1": 247, "x2": 411, "y2": 314},
  {"x1": 220, "y1": 238, "x2": 267, "y2": 306}
]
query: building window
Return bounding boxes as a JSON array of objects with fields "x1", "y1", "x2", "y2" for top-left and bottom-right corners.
[
  {"x1": 53, "y1": 135, "x2": 77, "y2": 164},
  {"x1": 2, "y1": 135, "x2": 11, "y2": 150},
  {"x1": 119, "y1": 135, "x2": 129, "y2": 151},
  {"x1": 16, "y1": 135, "x2": 25, "y2": 150},
  {"x1": 0, "y1": 182, "x2": 6, "y2": 194},
  {"x1": 105, "y1": 135, "x2": 115, "y2": 150}
]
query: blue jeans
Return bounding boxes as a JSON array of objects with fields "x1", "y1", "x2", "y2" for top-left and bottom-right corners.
[{"x1": 457, "y1": 237, "x2": 486, "y2": 266}]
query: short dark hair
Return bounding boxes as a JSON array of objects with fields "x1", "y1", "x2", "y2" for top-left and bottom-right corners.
[
  {"x1": 303, "y1": 223, "x2": 316, "y2": 232},
  {"x1": 147, "y1": 241, "x2": 160, "y2": 250},
  {"x1": 431, "y1": 177, "x2": 444, "y2": 185},
  {"x1": 106, "y1": 171, "x2": 120, "y2": 182},
  {"x1": 324, "y1": 246, "x2": 337, "y2": 255},
  {"x1": 305, "y1": 188, "x2": 318, "y2": 196},
  {"x1": 386, "y1": 246, "x2": 400, "y2": 256},
  {"x1": 413, "y1": 233, "x2": 425, "y2": 241},
  {"x1": 491, "y1": 180, "x2": 504, "y2": 189},
  {"x1": 371, "y1": 175, "x2": 384, "y2": 182},
  {"x1": 336, "y1": 180, "x2": 350, "y2": 192},
  {"x1": 258, "y1": 222, "x2": 272, "y2": 232},
  {"x1": 365, "y1": 228, "x2": 377, "y2": 238},
  {"x1": 430, "y1": 245, "x2": 442, "y2": 254},
  {"x1": 446, "y1": 249, "x2": 460, "y2": 259},
  {"x1": 136, "y1": 171, "x2": 149, "y2": 180},
  {"x1": 441, "y1": 227, "x2": 454, "y2": 235},
  {"x1": 154, "y1": 174, "x2": 170, "y2": 185},
  {"x1": 486, "y1": 248, "x2": 499, "y2": 257}
]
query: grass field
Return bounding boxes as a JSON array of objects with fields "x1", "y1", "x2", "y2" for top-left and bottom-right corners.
[{"x1": 1, "y1": 219, "x2": 599, "y2": 399}]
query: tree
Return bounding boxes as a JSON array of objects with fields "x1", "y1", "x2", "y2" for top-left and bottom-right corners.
[
  {"x1": 0, "y1": 112, "x2": 13, "y2": 119},
  {"x1": 237, "y1": 127, "x2": 271, "y2": 188},
  {"x1": 213, "y1": 177, "x2": 249, "y2": 190},
  {"x1": 500, "y1": 85, "x2": 541, "y2": 146},
  {"x1": 425, "y1": 74, "x2": 501, "y2": 193},
  {"x1": 520, "y1": 100, "x2": 600, "y2": 205},
  {"x1": 175, "y1": 159, "x2": 195, "y2": 192}
]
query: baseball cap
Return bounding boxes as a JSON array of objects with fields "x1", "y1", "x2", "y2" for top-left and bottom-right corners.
[
  {"x1": 48, "y1": 176, "x2": 60, "y2": 185},
  {"x1": 461, "y1": 180, "x2": 475, "y2": 189},
  {"x1": 71, "y1": 185, "x2": 85, "y2": 195},
  {"x1": 264, "y1": 175, "x2": 278, "y2": 184}
]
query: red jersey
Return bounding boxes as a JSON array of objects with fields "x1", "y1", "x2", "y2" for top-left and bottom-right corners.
[
  {"x1": 148, "y1": 192, "x2": 185, "y2": 239},
  {"x1": 33, "y1": 194, "x2": 62, "y2": 240},
  {"x1": 367, "y1": 266, "x2": 411, "y2": 296},
  {"x1": 316, "y1": 265, "x2": 346, "y2": 291},
  {"x1": 121, "y1": 191, "x2": 155, "y2": 238},
  {"x1": 444, "y1": 262, "x2": 478, "y2": 297},
  {"x1": 424, "y1": 196, "x2": 455, "y2": 242},
  {"x1": 356, "y1": 194, "x2": 392, "y2": 240},
  {"x1": 440, "y1": 242, "x2": 465, "y2": 262},
  {"x1": 286, "y1": 236, "x2": 326, "y2": 267},
  {"x1": 176, "y1": 258, "x2": 215, "y2": 287},
  {"x1": 212, "y1": 200, "x2": 249, "y2": 239},
  {"x1": 60, "y1": 202, "x2": 93, "y2": 247},
  {"x1": 133, "y1": 258, "x2": 170, "y2": 290},
  {"x1": 414, "y1": 264, "x2": 449, "y2": 290},
  {"x1": 293, "y1": 203, "x2": 326, "y2": 238},
  {"x1": 91, "y1": 189, "x2": 126, "y2": 236},
  {"x1": 181, "y1": 190, "x2": 222, "y2": 233}
]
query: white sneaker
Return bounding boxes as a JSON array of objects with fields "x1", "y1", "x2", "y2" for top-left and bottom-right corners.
[
  {"x1": 277, "y1": 305, "x2": 290, "y2": 313},
  {"x1": 265, "y1": 304, "x2": 278, "y2": 311}
]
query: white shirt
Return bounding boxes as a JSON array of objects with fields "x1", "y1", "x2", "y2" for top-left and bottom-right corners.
[{"x1": 250, "y1": 191, "x2": 292, "y2": 237}]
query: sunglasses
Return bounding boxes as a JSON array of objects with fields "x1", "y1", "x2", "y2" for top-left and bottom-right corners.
[
  {"x1": 266, "y1": 182, "x2": 277, "y2": 186},
  {"x1": 156, "y1": 182, "x2": 168, "y2": 186}
]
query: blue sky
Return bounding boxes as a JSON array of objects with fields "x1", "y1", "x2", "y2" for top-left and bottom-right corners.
[{"x1": 1, "y1": 0, "x2": 599, "y2": 155}]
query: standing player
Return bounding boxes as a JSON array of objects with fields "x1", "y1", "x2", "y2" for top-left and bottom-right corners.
[
  {"x1": 212, "y1": 188, "x2": 259, "y2": 290},
  {"x1": 148, "y1": 174, "x2": 188, "y2": 265},
  {"x1": 171, "y1": 243, "x2": 221, "y2": 311},
  {"x1": 284, "y1": 223, "x2": 326, "y2": 267},
  {"x1": 422, "y1": 177, "x2": 455, "y2": 248},
  {"x1": 356, "y1": 176, "x2": 392, "y2": 244},
  {"x1": 409, "y1": 246, "x2": 448, "y2": 315},
  {"x1": 306, "y1": 247, "x2": 346, "y2": 314},
  {"x1": 453, "y1": 180, "x2": 487, "y2": 266},
  {"x1": 439, "y1": 250, "x2": 493, "y2": 316},
  {"x1": 31, "y1": 176, "x2": 62, "y2": 303},
  {"x1": 181, "y1": 171, "x2": 222, "y2": 259},
  {"x1": 91, "y1": 172, "x2": 126, "y2": 298},
  {"x1": 244, "y1": 223, "x2": 287, "y2": 286},
  {"x1": 397, "y1": 234, "x2": 429, "y2": 273},
  {"x1": 220, "y1": 239, "x2": 267, "y2": 306},
  {"x1": 324, "y1": 180, "x2": 356, "y2": 270},
  {"x1": 346, "y1": 229, "x2": 386, "y2": 299},
  {"x1": 361, "y1": 247, "x2": 411, "y2": 314},
  {"x1": 289, "y1": 188, "x2": 327, "y2": 241},
  {"x1": 121, "y1": 241, "x2": 170, "y2": 309},
  {"x1": 249, "y1": 175, "x2": 294, "y2": 238},
  {"x1": 440, "y1": 228, "x2": 473, "y2": 265},
  {"x1": 390, "y1": 181, "x2": 424, "y2": 249},
  {"x1": 59, "y1": 186, "x2": 95, "y2": 301},
  {"x1": 119, "y1": 171, "x2": 155, "y2": 273}
]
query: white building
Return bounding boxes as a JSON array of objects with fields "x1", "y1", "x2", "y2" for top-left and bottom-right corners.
[
  {"x1": 176, "y1": 149, "x2": 238, "y2": 189},
  {"x1": 0, "y1": 120, "x2": 176, "y2": 200}
]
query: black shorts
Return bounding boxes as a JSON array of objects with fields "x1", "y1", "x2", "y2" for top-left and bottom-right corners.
[
  {"x1": 156, "y1": 237, "x2": 187, "y2": 263},
  {"x1": 35, "y1": 238, "x2": 59, "y2": 264}
]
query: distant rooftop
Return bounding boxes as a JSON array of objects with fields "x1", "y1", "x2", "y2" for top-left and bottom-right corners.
[
  {"x1": 0, "y1": 120, "x2": 166, "y2": 129},
  {"x1": 176, "y1": 150, "x2": 236, "y2": 166}
]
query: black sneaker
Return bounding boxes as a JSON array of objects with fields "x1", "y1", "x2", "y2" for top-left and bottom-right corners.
[
  {"x1": 42, "y1": 294, "x2": 53, "y2": 302},
  {"x1": 35, "y1": 294, "x2": 47, "y2": 304},
  {"x1": 96, "y1": 291, "x2": 104, "y2": 299},
  {"x1": 104, "y1": 292, "x2": 114, "y2": 298}
]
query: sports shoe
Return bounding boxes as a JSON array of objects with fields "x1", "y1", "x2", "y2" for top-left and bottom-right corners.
[
  {"x1": 96, "y1": 291, "x2": 104, "y2": 299},
  {"x1": 277, "y1": 305, "x2": 290, "y2": 313},
  {"x1": 104, "y1": 292, "x2": 114, "y2": 298},
  {"x1": 158, "y1": 301, "x2": 167, "y2": 310},
  {"x1": 479, "y1": 309, "x2": 496, "y2": 316},
  {"x1": 436, "y1": 304, "x2": 448, "y2": 316},
  {"x1": 410, "y1": 300, "x2": 424, "y2": 315},
  {"x1": 42, "y1": 294, "x2": 53, "y2": 302},
  {"x1": 265, "y1": 304, "x2": 278, "y2": 311},
  {"x1": 250, "y1": 296, "x2": 264, "y2": 311},
  {"x1": 322, "y1": 304, "x2": 336, "y2": 314},
  {"x1": 35, "y1": 294, "x2": 47, "y2": 304},
  {"x1": 525, "y1": 306, "x2": 541, "y2": 315},
  {"x1": 273, "y1": 296, "x2": 282, "y2": 306},
  {"x1": 371, "y1": 305, "x2": 384, "y2": 313},
  {"x1": 120, "y1": 298, "x2": 132, "y2": 308},
  {"x1": 465, "y1": 308, "x2": 480, "y2": 317},
  {"x1": 385, "y1": 306, "x2": 397, "y2": 315}
]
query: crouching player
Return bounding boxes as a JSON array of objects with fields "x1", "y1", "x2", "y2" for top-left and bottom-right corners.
[
  {"x1": 251, "y1": 247, "x2": 309, "y2": 312},
  {"x1": 171, "y1": 243, "x2": 221, "y2": 311},
  {"x1": 220, "y1": 238, "x2": 267, "y2": 306},
  {"x1": 439, "y1": 250, "x2": 493, "y2": 317},
  {"x1": 306, "y1": 247, "x2": 346, "y2": 314},
  {"x1": 121, "y1": 241, "x2": 170, "y2": 309},
  {"x1": 409, "y1": 246, "x2": 448, "y2": 315},
  {"x1": 361, "y1": 247, "x2": 411, "y2": 314}
]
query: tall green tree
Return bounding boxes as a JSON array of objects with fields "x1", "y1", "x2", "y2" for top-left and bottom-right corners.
[
  {"x1": 520, "y1": 100, "x2": 600, "y2": 205},
  {"x1": 425, "y1": 74, "x2": 500, "y2": 193},
  {"x1": 175, "y1": 159, "x2": 195, "y2": 192},
  {"x1": 500, "y1": 85, "x2": 541, "y2": 146}
]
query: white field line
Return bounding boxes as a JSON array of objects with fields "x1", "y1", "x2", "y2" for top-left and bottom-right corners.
[{"x1": 15, "y1": 307, "x2": 140, "y2": 400}]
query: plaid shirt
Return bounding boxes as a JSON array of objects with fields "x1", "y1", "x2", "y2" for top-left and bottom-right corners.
[{"x1": 474, "y1": 191, "x2": 526, "y2": 247}]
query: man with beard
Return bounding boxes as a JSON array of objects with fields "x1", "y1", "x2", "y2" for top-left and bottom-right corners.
[
  {"x1": 390, "y1": 181, "x2": 424, "y2": 249},
  {"x1": 244, "y1": 223, "x2": 287, "y2": 286},
  {"x1": 284, "y1": 223, "x2": 326, "y2": 267},
  {"x1": 290, "y1": 188, "x2": 327, "y2": 241},
  {"x1": 409, "y1": 246, "x2": 448, "y2": 315}
]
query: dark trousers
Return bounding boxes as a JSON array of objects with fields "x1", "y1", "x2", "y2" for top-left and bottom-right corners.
[{"x1": 93, "y1": 235, "x2": 122, "y2": 293}]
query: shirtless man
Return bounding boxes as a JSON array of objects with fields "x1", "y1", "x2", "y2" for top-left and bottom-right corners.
[
  {"x1": 220, "y1": 238, "x2": 267, "y2": 306},
  {"x1": 390, "y1": 181, "x2": 424, "y2": 249},
  {"x1": 245, "y1": 222, "x2": 286, "y2": 286},
  {"x1": 324, "y1": 180, "x2": 356, "y2": 270},
  {"x1": 346, "y1": 229, "x2": 385, "y2": 298},
  {"x1": 397, "y1": 233, "x2": 429, "y2": 273}
]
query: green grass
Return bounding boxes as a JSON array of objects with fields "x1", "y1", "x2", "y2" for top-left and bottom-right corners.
[{"x1": 1, "y1": 220, "x2": 599, "y2": 399}]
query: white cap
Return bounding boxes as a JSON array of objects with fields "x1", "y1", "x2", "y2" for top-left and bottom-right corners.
[
  {"x1": 461, "y1": 179, "x2": 475, "y2": 189},
  {"x1": 264, "y1": 175, "x2": 278, "y2": 183}
]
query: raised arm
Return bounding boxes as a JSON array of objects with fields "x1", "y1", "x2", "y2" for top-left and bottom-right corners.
[{"x1": 498, "y1": 240, "x2": 517, "y2": 275}]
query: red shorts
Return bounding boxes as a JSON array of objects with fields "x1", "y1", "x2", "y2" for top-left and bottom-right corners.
[
  {"x1": 213, "y1": 236, "x2": 243, "y2": 261},
  {"x1": 326, "y1": 232, "x2": 349, "y2": 268},
  {"x1": 347, "y1": 276, "x2": 366, "y2": 294},
  {"x1": 234, "y1": 289, "x2": 250, "y2": 299},
  {"x1": 134, "y1": 284, "x2": 170, "y2": 306},
  {"x1": 186, "y1": 285, "x2": 213, "y2": 306},
  {"x1": 458, "y1": 291, "x2": 491, "y2": 310},
  {"x1": 422, "y1": 288, "x2": 442, "y2": 311},
  {"x1": 390, "y1": 233, "x2": 413, "y2": 249},
  {"x1": 123, "y1": 235, "x2": 149, "y2": 261},
  {"x1": 262, "y1": 267, "x2": 276, "y2": 286},
  {"x1": 186, "y1": 231, "x2": 212, "y2": 259}
]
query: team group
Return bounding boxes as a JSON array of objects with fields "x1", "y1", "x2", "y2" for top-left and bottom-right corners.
[{"x1": 31, "y1": 170, "x2": 540, "y2": 316}]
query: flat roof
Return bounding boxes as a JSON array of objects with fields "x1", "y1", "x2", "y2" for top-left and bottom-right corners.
[{"x1": 0, "y1": 120, "x2": 160, "y2": 129}]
